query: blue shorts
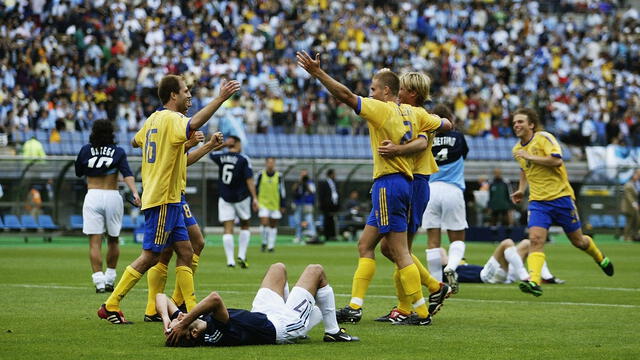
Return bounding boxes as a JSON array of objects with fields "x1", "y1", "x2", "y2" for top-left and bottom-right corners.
[
  {"x1": 180, "y1": 194, "x2": 197, "y2": 227},
  {"x1": 142, "y1": 203, "x2": 189, "y2": 253},
  {"x1": 528, "y1": 196, "x2": 581, "y2": 233},
  {"x1": 408, "y1": 175, "x2": 430, "y2": 234},
  {"x1": 366, "y1": 173, "x2": 412, "y2": 234}
]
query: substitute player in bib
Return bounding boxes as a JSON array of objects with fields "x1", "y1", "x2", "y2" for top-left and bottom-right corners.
[
  {"x1": 75, "y1": 120, "x2": 141, "y2": 293},
  {"x1": 161, "y1": 262, "x2": 358, "y2": 347},
  {"x1": 144, "y1": 130, "x2": 226, "y2": 322},
  {"x1": 210, "y1": 136, "x2": 258, "y2": 268},
  {"x1": 375, "y1": 74, "x2": 452, "y2": 323},
  {"x1": 298, "y1": 52, "x2": 449, "y2": 325},
  {"x1": 97, "y1": 75, "x2": 239, "y2": 324},
  {"x1": 256, "y1": 157, "x2": 286, "y2": 252},
  {"x1": 510, "y1": 108, "x2": 614, "y2": 297}
]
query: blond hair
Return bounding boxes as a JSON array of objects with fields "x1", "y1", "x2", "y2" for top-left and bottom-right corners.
[{"x1": 400, "y1": 72, "x2": 431, "y2": 104}]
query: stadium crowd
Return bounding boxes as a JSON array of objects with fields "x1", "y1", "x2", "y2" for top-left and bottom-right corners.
[{"x1": 0, "y1": 0, "x2": 638, "y2": 148}]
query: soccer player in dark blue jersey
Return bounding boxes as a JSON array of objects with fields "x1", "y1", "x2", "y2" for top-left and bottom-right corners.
[
  {"x1": 210, "y1": 136, "x2": 258, "y2": 268},
  {"x1": 159, "y1": 263, "x2": 359, "y2": 346},
  {"x1": 75, "y1": 120, "x2": 141, "y2": 293}
]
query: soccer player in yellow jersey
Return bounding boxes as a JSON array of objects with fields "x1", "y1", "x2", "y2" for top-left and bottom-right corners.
[
  {"x1": 510, "y1": 108, "x2": 614, "y2": 297},
  {"x1": 297, "y1": 52, "x2": 449, "y2": 325},
  {"x1": 98, "y1": 75, "x2": 240, "y2": 324},
  {"x1": 375, "y1": 72, "x2": 453, "y2": 323}
]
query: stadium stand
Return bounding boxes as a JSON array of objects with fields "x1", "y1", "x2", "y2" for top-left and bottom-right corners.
[
  {"x1": 69, "y1": 215, "x2": 84, "y2": 231},
  {"x1": 3, "y1": 215, "x2": 22, "y2": 231}
]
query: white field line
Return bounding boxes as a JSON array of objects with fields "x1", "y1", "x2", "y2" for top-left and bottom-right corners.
[{"x1": 3, "y1": 283, "x2": 639, "y2": 309}]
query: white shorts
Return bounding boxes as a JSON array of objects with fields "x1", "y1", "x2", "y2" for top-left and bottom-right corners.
[
  {"x1": 480, "y1": 256, "x2": 508, "y2": 284},
  {"x1": 251, "y1": 287, "x2": 316, "y2": 344},
  {"x1": 82, "y1": 189, "x2": 124, "y2": 237},
  {"x1": 258, "y1": 206, "x2": 282, "y2": 220},
  {"x1": 218, "y1": 197, "x2": 251, "y2": 222},
  {"x1": 422, "y1": 181, "x2": 468, "y2": 231}
]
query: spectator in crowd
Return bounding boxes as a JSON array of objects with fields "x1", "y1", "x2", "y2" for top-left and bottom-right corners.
[
  {"x1": 291, "y1": 169, "x2": 317, "y2": 243},
  {"x1": 22, "y1": 135, "x2": 46, "y2": 160},
  {"x1": 318, "y1": 169, "x2": 340, "y2": 242},
  {"x1": 488, "y1": 168, "x2": 514, "y2": 226},
  {"x1": 621, "y1": 169, "x2": 640, "y2": 242},
  {"x1": 25, "y1": 185, "x2": 42, "y2": 218}
]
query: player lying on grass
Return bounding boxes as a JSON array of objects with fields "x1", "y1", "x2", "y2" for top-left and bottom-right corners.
[
  {"x1": 159, "y1": 263, "x2": 359, "y2": 347},
  {"x1": 450, "y1": 238, "x2": 565, "y2": 285}
]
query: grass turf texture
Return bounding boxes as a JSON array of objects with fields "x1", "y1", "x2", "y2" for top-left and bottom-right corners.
[{"x1": 1, "y1": 235, "x2": 639, "y2": 359}]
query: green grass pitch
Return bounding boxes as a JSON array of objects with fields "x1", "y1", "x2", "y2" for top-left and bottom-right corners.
[{"x1": 1, "y1": 235, "x2": 639, "y2": 359}]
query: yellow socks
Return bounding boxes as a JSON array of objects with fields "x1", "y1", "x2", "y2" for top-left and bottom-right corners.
[
  {"x1": 583, "y1": 236, "x2": 604, "y2": 263},
  {"x1": 412, "y1": 254, "x2": 441, "y2": 293},
  {"x1": 398, "y1": 263, "x2": 428, "y2": 318},
  {"x1": 105, "y1": 265, "x2": 142, "y2": 312},
  {"x1": 171, "y1": 254, "x2": 200, "y2": 306},
  {"x1": 393, "y1": 268, "x2": 412, "y2": 314},
  {"x1": 145, "y1": 263, "x2": 168, "y2": 315},
  {"x1": 527, "y1": 252, "x2": 546, "y2": 284},
  {"x1": 175, "y1": 266, "x2": 196, "y2": 311},
  {"x1": 349, "y1": 258, "x2": 376, "y2": 309}
]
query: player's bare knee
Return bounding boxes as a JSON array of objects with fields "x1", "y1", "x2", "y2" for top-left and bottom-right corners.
[
  {"x1": 501, "y1": 238, "x2": 515, "y2": 248},
  {"x1": 270, "y1": 262, "x2": 287, "y2": 275}
]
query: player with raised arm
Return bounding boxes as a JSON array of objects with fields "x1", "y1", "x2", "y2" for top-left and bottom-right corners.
[
  {"x1": 256, "y1": 157, "x2": 286, "y2": 252},
  {"x1": 297, "y1": 52, "x2": 450, "y2": 326},
  {"x1": 373, "y1": 74, "x2": 453, "y2": 323},
  {"x1": 75, "y1": 120, "x2": 141, "y2": 293},
  {"x1": 143, "y1": 129, "x2": 226, "y2": 322},
  {"x1": 97, "y1": 75, "x2": 239, "y2": 324},
  {"x1": 210, "y1": 136, "x2": 258, "y2": 268},
  {"x1": 160, "y1": 262, "x2": 359, "y2": 346},
  {"x1": 510, "y1": 108, "x2": 613, "y2": 297}
]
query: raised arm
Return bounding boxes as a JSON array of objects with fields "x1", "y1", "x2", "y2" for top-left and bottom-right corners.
[
  {"x1": 156, "y1": 293, "x2": 178, "y2": 333},
  {"x1": 437, "y1": 118, "x2": 453, "y2": 133},
  {"x1": 166, "y1": 291, "x2": 229, "y2": 346},
  {"x1": 378, "y1": 137, "x2": 428, "y2": 158},
  {"x1": 296, "y1": 51, "x2": 359, "y2": 110},
  {"x1": 185, "y1": 131, "x2": 205, "y2": 152},
  {"x1": 189, "y1": 81, "x2": 241, "y2": 130},
  {"x1": 515, "y1": 149, "x2": 563, "y2": 167},
  {"x1": 187, "y1": 132, "x2": 225, "y2": 166}
]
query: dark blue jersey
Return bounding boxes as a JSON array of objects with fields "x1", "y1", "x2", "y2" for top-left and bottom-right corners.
[
  {"x1": 201, "y1": 309, "x2": 277, "y2": 347},
  {"x1": 430, "y1": 130, "x2": 469, "y2": 166},
  {"x1": 209, "y1": 151, "x2": 253, "y2": 203},
  {"x1": 75, "y1": 144, "x2": 133, "y2": 178}
]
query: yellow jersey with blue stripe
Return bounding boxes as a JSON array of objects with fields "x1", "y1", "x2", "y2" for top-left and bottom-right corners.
[
  {"x1": 134, "y1": 109, "x2": 191, "y2": 210},
  {"x1": 358, "y1": 97, "x2": 437, "y2": 179},
  {"x1": 512, "y1": 131, "x2": 574, "y2": 201},
  {"x1": 411, "y1": 111, "x2": 443, "y2": 175}
]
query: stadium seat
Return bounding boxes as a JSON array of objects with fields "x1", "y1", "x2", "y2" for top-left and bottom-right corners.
[
  {"x1": 69, "y1": 215, "x2": 83, "y2": 230},
  {"x1": 13, "y1": 130, "x2": 25, "y2": 143},
  {"x1": 60, "y1": 131, "x2": 73, "y2": 142},
  {"x1": 618, "y1": 214, "x2": 626, "y2": 229},
  {"x1": 49, "y1": 143, "x2": 62, "y2": 155},
  {"x1": 35, "y1": 130, "x2": 48, "y2": 143},
  {"x1": 588, "y1": 214, "x2": 602, "y2": 228},
  {"x1": 37, "y1": 215, "x2": 59, "y2": 230},
  {"x1": 121, "y1": 215, "x2": 135, "y2": 230},
  {"x1": 21, "y1": 215, "x2": 39, "y2": 230},
  {"x1": 135, "y1": 215, "x2": 145, "y2": 227},
  {"x1": 601, "y1": 215, "x2": 617, "y2": 229},
  {"x1": 0, "y1": 216, "x2": 4, "y2": 230},
  {"x1": 4, "y1": 215, "x2": 22, "y2": 230}
]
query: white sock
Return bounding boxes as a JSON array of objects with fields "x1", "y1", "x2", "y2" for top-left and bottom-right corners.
[
  {"x1": 92, "y1": 271, "x2": 105, "y2": 289},
  {"x1": 445, "y1": 241, "x2": 466, "y2": 271},
  {"x1": 315, "y1": 285, "x2": 340, "y2": 334},
  {"x1": 222, "y1": 234, "x2": 235, "y2": 266},
  {"x1": 504, "y1": 246, "x2": 529, "y2": 281},
  {"x1": 260, "y1": 225, "x2": 268, "y2": 245},
  {"x1": 308, "y1": 306, "x2": 323, "y2": 332},
  {"x1": 541, "y1": 261, "x2": 553, "y2": 280},
  {"x1": 104, "y1": 268, "x2": 117, "y2": 285},
  {"x1": 268, "y1": 227, "x2": 277, "y2": 249},
  {"x1": 238, "y1": 230, "x2": 250, "y2": 260},
  {"x1": 283, "y1": 281, "x2": 290, "y2": 301},
  {"x1": 426, "y1": 248, "x2": 443, "y2": 282}
]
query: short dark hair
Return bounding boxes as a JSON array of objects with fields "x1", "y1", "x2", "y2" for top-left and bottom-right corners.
[
  {"x1": 373, "y1": 71, "x2": 400, "y2": 96},
  {"x1": 512, "y1": 108, "x2": 541, "y2": 132},
  {"x1": 326, "y1": 168, "x2": 335, "y2": 177},
  {"x1": 432, "y1": 104, "x2": 454, "y2": 121},
  {"x1": 158, "y1": 75, "x2": 183, "y2": 104},
  {"x1": 165, "y1": 333, "x2": 202, "y2": 348},
  {"x1": 89, "y1": 120, "x2": 115, "y2": 147},
  {"x1": 229, "y1": 135, "x2": 241, "y2": 143}
]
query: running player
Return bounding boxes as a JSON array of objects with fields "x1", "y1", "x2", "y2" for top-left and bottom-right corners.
[
  {"x1": 297, "y1": 52, "x2": 449, "y2": 325},
  {"x1": 75, "y1": 120, "x2": 141, "y2": 293},
  {"x1": 453, "y1": 238, "x2": 564, "y2": 285},
  {"x1": 161, "y1": 262, "x2": 359, "y2": 346},
  {"x1": 256, "y1": 157, "x2": 286, "y2": 252},
  {"x1": 510, "y1": 108, "x2": 613, "y2": 297},
  {"x1": 210, "y1": 136, "x2": 258, "y2": 268},
  {"x1": 97, "y1": 75, "x2": 239, "y2": 324},
  {"x1": 144, "y1": 130, "x2": 226, "y2": 322}
]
